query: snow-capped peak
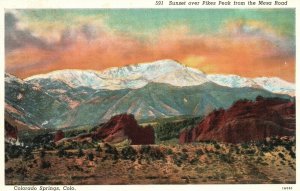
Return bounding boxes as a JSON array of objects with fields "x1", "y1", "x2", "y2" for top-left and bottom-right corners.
[
  {"x1": 21, "y1": 59, "x2": 295, "y2": 96},
  {"x1": 207, "y1": 74, "x2": 260, "y2": 88},
  {"x1": 207, "y1": 74, "x2": 295, "y2": 96},
  {"x1": 100, "y1": 59, "x2": 208, "y2": 87},
  {"x1": 101, "y1": 59, "x2": 205, "y2": 78},
  {"x1": 25, "y1": 59, "x2": 209, "y2": 89},
  {"x1": 253, "y1": 77, "x2": 295, "y2": 96},
  {"x1": 25, "y1": 69, "x2": 102, "y2": 82},
  {"x1": 25, "y1": 69, "x2": 108, "y2": 89},
  {"x1": 5, "y1": 73, "x2": 24, "y2": 84}
]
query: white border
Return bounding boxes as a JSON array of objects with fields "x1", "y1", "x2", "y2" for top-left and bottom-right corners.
[{"x1": 0, "y1": 0, "x2": 299, "y2": 191}]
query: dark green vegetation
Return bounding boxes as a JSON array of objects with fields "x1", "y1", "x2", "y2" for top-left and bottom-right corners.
[{"x1": 154, "y1": 116, "x2": 202, "y2": 143}]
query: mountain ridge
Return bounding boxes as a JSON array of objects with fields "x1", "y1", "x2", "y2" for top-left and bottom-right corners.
[
  {"x1": 23, "y1": 59, "x2": 295, "y2": 96},
  {"x1": 5, "y1": 59, "x2": 294, "y2": 129}
]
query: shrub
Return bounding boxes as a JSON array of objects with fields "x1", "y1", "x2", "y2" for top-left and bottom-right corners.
[
  {"x1": 40, "y1": 161, "x2": 51, "y2": 169},
  {"x1": 22, "y1": 148, "x2": 34, "y2": 161},
  {"x1": 112, "y1": 153, "x2": 119, "y2": 161},
  {"x1": 241, "y1": 143, "x2": 249, "y2": 149},
  {"x1": 5, "y1": 167, "x2": 13, "y2": 174},
  {"x1": 43, "y1": 142, "x2": 56, "y2": 150},
  {"x1": 196, "y1": 149, "x2": 204, "y2": 156},
  {"x1": 121, "y1": 146, "x2": 137, "y2": 161},
  {"x1": 87, "y1": 153, "x2": 94, "y2": 161},
  {"x1": 104, "y1": 143, "x2": 119, "y2": 160},
  {"x1": 259, "y1": 152, "x2": 265, "y2": 156},
  {"x1": 6, "y1": 144, "x2": 23, "y2": 159},
  {"x1": 62, "y1": 141, "x2": 80, "y2": 150},
  {"x1": 219, "y1": 154, "x2": 233, "y2": 164},
  {"x1": 278, "y1": 152, "x2": 285, "y2": 160},
  {"x1": 81, "y1": 141, "x2": 95, "y2": 149},
  {"x1": 104, "y1": 143, "x2": 118, "y2": 155},
  {"x1": 139, "y1": 145, "x2": 165, "y2": 161},
  {"x1": 77, "y1": 148, "x2": 84, "y2": 157},
  {"x1": 32, "y1": 133, "x2": 54, "y2": 146},
  {"x1": 5, "y1": 154, "x2": 8, "y2": 163},
  {"x1": 57, "y1": 148, "x2": 67, "y2": 158},
  {"x1": 260, "y1": 144, "x2": 274, "y2": 152},
  {"x1": 283, "y1": 142, "x2": 293, "y2": 151},
  {"x1": 189, "y1": 157, "x2": 198, "y2": 165},
  {"x1": 40, "y1": 149, "x2": 46, "y2": 158},
  {"x1": 289, "y1": 151, "x2": 296, "y2": 159},
  {"x1": 149, "y1": 147, "x2": 165, "y2": 161},
  {"x1": 179, "y1": 152, "x2": 189, "y2": 161},
  {"x1": 173, "y1": 155, "x2": 182, "y2": 167},
  {"x1": 140, "y1": 145, "x2": 151, "y2": 155},
  {"x1": 95, "y1": 145, "x2": 102, "y2": 152},
  {"x1": 165, "y1": 148, "x2": 173, "y2": 155},
  {"x1": 244, "y1": 149, "x2": 256, "y2": 155},
  {"x1": 214, "y1": 143, "x2": 221, "y2": 150}
]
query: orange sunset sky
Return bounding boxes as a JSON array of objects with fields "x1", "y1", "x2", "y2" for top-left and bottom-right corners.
[{"x1": 5, "y1": 9, "x2": 295, "y2": 82}]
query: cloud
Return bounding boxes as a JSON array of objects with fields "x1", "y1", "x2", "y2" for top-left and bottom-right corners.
[
  {"x1": 222, "y1": 20, "x2": 295, "y2": 57},
  {"x1": 5, "y1": 12, "x2": 52, "y2": 54},
  {"x1": 81, "y1": 24, "x2": 98, "y2": 40},
  {"x1": 5, "y1": 12, "x2": 295, "y2": 82},
  {"x1": 5, "y1": 12, "x2": 108, "y2": 53}
]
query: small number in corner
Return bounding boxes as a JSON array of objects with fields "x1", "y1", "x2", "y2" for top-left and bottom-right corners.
[{"x1": 282, "y1": 187, "x2": 293, "y2": 190}]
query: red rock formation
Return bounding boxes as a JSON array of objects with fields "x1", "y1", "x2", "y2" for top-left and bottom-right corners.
[
  {"x1": 93, "y1": 114, "x2": 155, "y2": 145},
  {"x1": 179, "y1": 97, "x2": 295, "y2": 144},
  {"x1": 54, "y1": 130, "x2": 65, "y2": 142},
  {"x1": 5, "y1": 121, "x2": 18, "y2": 142}
]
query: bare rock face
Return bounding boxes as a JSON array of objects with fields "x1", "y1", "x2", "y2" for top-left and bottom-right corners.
[
  {"x1": 93, "y1": 114, "x2": 155, "y2": 145},
  {"x1": 54, "y1": 130, "x2": 65, "y2": 142},
  {"x1": 179, "y1": 97, "x2": 295, "y2": 144},
  {"x1": 5, "y1": 121, "x2": 18, "y2": 142}
]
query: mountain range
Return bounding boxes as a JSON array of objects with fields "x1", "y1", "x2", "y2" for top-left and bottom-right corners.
[
  {"x1": 25, "y1": 59, "x2": 295, "y2": 96},
  {"x1": 5, "y1": 60, "x2": 294, "y2": 129}
]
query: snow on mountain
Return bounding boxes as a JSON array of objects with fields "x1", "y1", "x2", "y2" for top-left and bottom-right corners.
[
  {"x1": 101, "y1": 59, "x2": 207, "y2": 81},
  {"x1": 5, "y1": 73, "x2": 24, "y2": 84},
  {"x1": 101, "y1": 59, "x2": 184, "y2": 79},
  {"x1": 24, "y1": 59, "x2": 295, "y2": 96},
  {"x1": 207, "y1": 74, "x2": 295, "y2": 96},
  {"x1": 253, "y1": 77, "x2": 295, "y2": 96},
  {"x1": 25, "y1": 70, "x2": 127, "y2": 90},
  {"x1": 25, "y1": 59, "x2": 209, "y2": 89},
  {"x1": 206, "y1": 74, "x2": 260, "y2": 88}
]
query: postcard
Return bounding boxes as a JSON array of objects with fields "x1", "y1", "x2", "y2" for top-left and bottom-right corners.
[{"x1": 1, "y1": 0, "x2": 299, "y2": 191}]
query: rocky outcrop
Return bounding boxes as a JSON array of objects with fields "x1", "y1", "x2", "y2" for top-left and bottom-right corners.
[
  {"x1": 54, "y1": 130, "x2": 65, "y2": 142},
  {"x1": 93, "y1": 114, "x2": 155, "y2": 145},
  {"x1": 179, "y1": 97, "x2": 295, "y2": 144},
  {"x1": 5, "y1": 121, "x2": 18, "y2": 142}
]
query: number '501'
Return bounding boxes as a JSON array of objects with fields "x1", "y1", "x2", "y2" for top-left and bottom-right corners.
[{"x1": 155, "y1": 1, "x2": 164, "y2": 5}]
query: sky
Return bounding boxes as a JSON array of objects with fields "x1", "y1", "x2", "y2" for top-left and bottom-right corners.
[{"x1": 5, "y1": 9, "x2": 295, "y2": 82}]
